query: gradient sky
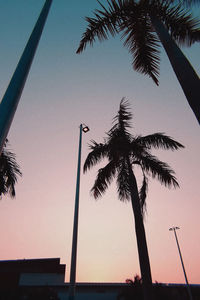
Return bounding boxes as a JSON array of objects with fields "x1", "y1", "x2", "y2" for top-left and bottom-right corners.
[{"x1": 0, "y1": 0, "x2": 199, "y2": 285}]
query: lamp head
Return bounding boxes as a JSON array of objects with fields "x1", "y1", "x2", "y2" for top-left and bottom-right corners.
[
  {"x1": 169, "y1": 226, "x2": 180, "y2": 231},
  {"x1": 82, "y1": 125, "x2": 89, "y2": 133}
]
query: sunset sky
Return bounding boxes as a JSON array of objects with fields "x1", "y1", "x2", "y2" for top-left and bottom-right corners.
[{"x1": 0, "y1": 0, "x2": 199, "y2": 284}]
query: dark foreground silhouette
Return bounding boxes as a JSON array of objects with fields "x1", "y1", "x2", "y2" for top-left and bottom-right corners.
[{"x1": 117, "y1": 275, "x2": 199, "y2": 300}]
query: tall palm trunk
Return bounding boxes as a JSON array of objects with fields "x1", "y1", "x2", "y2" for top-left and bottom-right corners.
[
  {"x1": 0, "y1": 0, "x2": 53, "y2": 155},
  {"x1": 126, "y1": 157, "x2": 154, "y2": 300},
  {"x1": 150, "y1": 16, "x2": 200, "y2": 125}
]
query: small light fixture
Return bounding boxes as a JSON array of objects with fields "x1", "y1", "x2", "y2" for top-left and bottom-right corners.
[
  {"x1": 82, "y1": 125, "x2": 89, "y2": 133},
  {"x1": 169, "y1": 226, "x2": 180, "y2": 231}
]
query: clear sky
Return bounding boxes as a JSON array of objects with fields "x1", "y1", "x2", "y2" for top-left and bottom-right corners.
[{"x1": 0, "y1": 0, "x2": 199, "y2": 285}]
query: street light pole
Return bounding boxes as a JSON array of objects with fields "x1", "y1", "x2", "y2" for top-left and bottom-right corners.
[
  {"x1": 68, "y1": 124, "x2": 89, "y2": 300},
  {"x1": 169, "y1": 226, "x2": 193, "y2": 300}
]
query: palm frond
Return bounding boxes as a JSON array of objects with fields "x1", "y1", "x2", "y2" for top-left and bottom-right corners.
[
  {"x1": 0, "y1": 149, "x2": 22, "y2": 198},
  {"x1": 116, "y1": 160, "x2": 130, "y2": 201},
  {"x1": 77, "y1": 0, "x2": 123, "y2": 53},
  {"x1": 91, "y1": 160, "x2": 117, "y2": 198},
  {"x1": 118, "y1": 98, "x2": 133, "y2": 126},
  {"x1": 83, "y1": 140, "x2": 108, "y2": 173},
  {"x1": 105, "y1": 99, "x2": 135, "y2": 162},
  {"x1": 121, "y1": 10, "x2": 160, "y2": 85},
  {"x1": 110, "y1": 98, "x2": 133, "y2": 133},
  {"x1": 140, "y1": 154, "x2": 179, "y2": 188},
  {"x1": 159, "y1": 3, "x2": 200, "y2": 46},
  {"x1": 136, "y1": 132, "x2": 184, "y2": 150},
  {"x1": 139, "y1": 173, "x2": 148, "y2": 216}
]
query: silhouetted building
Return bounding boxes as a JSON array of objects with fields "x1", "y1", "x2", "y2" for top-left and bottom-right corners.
[
  {"x1": 0, "y1": 258, "x2": 199, "y2": 300},
  {"x1": 0, "y1": 258, "x2": 65, "y2": 288}
]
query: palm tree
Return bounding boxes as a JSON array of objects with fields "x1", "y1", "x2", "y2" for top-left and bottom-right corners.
[
  {"x1": 117, "y1": 275, "x2": 143, "y2": 300},
  {"x1": 77, "y1": 0, "x2": 200, "y2": 124},
  {"x1": 0, "y1": 141, "x2": 22, "y2": 198},
  {"x1": 83, "y1": 99, "x2": 184, "y2": 300}
]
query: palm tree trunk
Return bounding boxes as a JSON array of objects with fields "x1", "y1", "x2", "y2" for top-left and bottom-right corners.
[
  {"x1": 0, "y1": 0, "x2": 53, "y2": 154},
  {"x1": 150, "y1": 16, "x2": 200, "y2": 125},
  {"x1": 126, "y1": 157, "x2": 154, "y2": 300}
]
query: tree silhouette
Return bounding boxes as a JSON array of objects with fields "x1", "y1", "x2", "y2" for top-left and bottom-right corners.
[
  {"x1": 117, "y1": 275, "x2": 142, "y2": 300},
  {"x1": 83, "y1": 99, "x2": 184, "y2": 300},
  {"x1": 0, "y1": 140, "x2": 22, "y2": 198},
  {"x1": 77, "y1": 0, "x2": 200, "y2": 124}
]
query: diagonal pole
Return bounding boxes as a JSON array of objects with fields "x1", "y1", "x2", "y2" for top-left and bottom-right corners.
[
  {"x1": 169, "y1": 227, "x2": 193, "y2": 300},
  {"x1": 0, "y1": 0, "x2": 53, "y2": 154}
]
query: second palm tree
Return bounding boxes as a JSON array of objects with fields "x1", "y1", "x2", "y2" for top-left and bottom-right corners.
[{"x1": 84, "y1": 99, "x2": 184, "y2": 300}]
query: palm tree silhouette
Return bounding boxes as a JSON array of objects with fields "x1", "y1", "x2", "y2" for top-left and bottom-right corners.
[
  {"x1": 77, "y1": 0, "x2": 200, "y2": 124},
  {"x1": 0, "y1": 140, "x2": 22, "y2": 198},
  {"x1": 117, "y1": 275, "x2": 142, "y2": 300},
  {"x1": 83, "y1": 99, "x2": 184, "y2": 300}
]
